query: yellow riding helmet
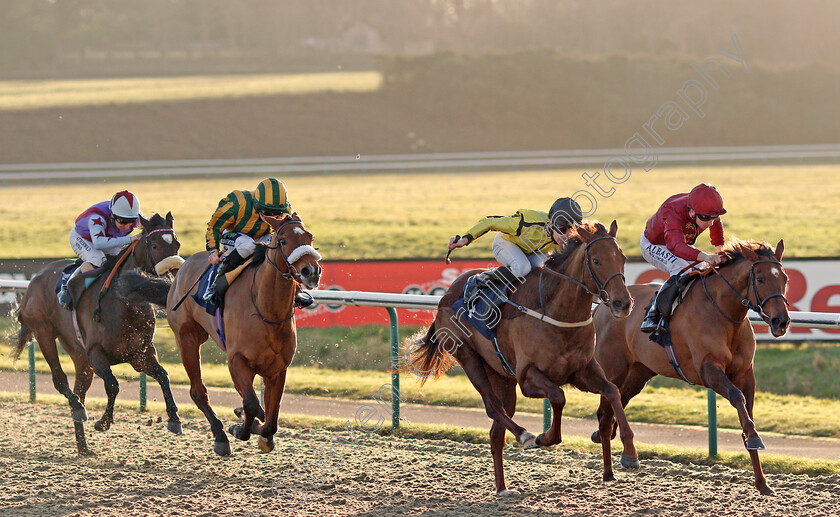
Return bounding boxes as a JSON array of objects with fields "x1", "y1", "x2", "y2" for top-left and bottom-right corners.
[{"x1": 254, "y1": 178, "x2": 291, "y2": 214}]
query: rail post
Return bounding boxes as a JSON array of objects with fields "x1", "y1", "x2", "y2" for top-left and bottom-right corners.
[
  {"x1": 387, "y1": 307, "x2": 400, "y2": 429},
  {"x1": 543, "y1": 399, "x2": 551, "y2": 433},
  {"x1": 708, "y1": 389, "x2": 718, "y2": 457},
  {"x1": 28, "y1": 342, "x2": 36, "y2": 402},
  {"x1": 139, "y1": 373, "x2": 147, "y2": 412}
]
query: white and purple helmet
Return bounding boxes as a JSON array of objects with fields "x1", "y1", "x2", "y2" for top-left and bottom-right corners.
[{"x1": 110, "y1": 190, "x2": 141, "y2": 219}]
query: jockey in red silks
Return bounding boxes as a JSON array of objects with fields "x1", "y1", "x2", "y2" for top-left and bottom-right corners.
[
  {"x1": 639, "y1": 183, "x2": 727, "y2": 333},
  {"x1": 57, "y1": 191, "x2": 142, "y2": 308}
]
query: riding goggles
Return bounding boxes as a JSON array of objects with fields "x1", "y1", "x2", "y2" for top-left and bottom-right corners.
[
  {"x1": 695, "y1": 213, "x2": 719, "y2": 222},
  {"x1": 114, "y1": 216, "x2": 137, "y2": 225}
]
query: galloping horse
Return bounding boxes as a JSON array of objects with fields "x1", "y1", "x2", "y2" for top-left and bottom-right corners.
[
  {"x1": 121, "y1": 213, "x2": 322, "y2": 456},
  {"x1": 14, "y1": 213, "x2": 184, "y2": 454},
  {"x1": 591, "y1": 239, "x2": 789, "y2": 495},
  {"x1": 405, "y1": 221, "x2": 637, "y2": 495}
]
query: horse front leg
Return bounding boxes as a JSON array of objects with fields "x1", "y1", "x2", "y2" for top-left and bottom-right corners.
[
  {"x1": 87, "y1": 346, "x2": 119, "y2": 433},
  {"x1": 700, "y1": 358, "x2": 765, "y2": 449},
  {"x1": 256, "y1": 369, "x2": 288, "y2": 453},
  {"x1": 726, "y1": 364, "x2": 774, "y2": 496},
  {"x1": 227, "y1": 353, "x2": 259, "y2": 443},
  {"x1": 132, "y1": 351, "x2": 182, "y2": 435},
  {"x1": 517, "y1": 364, "x2": 566, "y2": 448},
  {"x1": 571, "y1": 359, "x2": 639, "y2": 481}
]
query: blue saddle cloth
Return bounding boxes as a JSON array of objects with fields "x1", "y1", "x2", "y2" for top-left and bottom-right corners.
[
  {"x1": 452, "y1": 275, "x2": 499, "y2": 342},
  {"x1": 192, "y1": 263, "x2": 221, "y2": 315},
  {"x1": 190, "y1": 264, "x2": 227, "y2": 349}
]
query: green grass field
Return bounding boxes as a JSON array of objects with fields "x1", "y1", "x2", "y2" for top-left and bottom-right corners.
[
  {"x1": 1, "y1": 164, "x2": 839, "y2": 259},
  {"x1": 0, "y1": 72, "x2": 382, "y2": 110}
]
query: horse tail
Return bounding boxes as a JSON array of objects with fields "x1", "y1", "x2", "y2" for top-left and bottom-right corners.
[
  {"x1": 400, "y1": 321, "x2": 456, "y2": 387},
  {"x1": 115, "y1": 270, "x2": 171, "y2": 307},
  {"x1": 12, "y1": 313, "x2": 33, "y2": 361}
]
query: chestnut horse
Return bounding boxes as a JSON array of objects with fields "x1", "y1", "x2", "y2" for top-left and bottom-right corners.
[
  {"x1": 14, "y1": 213, "x2": 184, "y2": 454},
  {"x1": 122, "y1": 213, "x2": 322, "y2": 456},
  {"x1": 405, "y1": 221, "x2": 637, "y2": 495},
  {"x1": 591, "y1": 239, "x2": 789, "y2": 495}
]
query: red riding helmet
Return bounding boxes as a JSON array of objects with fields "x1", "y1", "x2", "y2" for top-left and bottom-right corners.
[{"x1": 688, "y1": 184, "x2": 726, "y2": 216}]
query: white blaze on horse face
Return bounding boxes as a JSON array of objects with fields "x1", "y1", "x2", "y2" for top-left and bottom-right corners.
[
  {"x1": 293, "y1": 226, "x2": 306, "y2": 236},
  {"x1": 162, "y1": 234, "x2": 174, "y2": 245},
  {"x1": 771, "y1": 267, "x2": 780, "y2": 278}
]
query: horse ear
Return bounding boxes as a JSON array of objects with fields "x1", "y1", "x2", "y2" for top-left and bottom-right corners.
[
  {"x1": 165, "y1": 211, "x2": 174, "y2": 228},
  {"x1": 138, "y1": 215, "x2": 151, "y2": 231},
  {"x1": 576, "y1": 224, "x2": 593, "y2": 241},
  {"x1": 774, "y1": 239, "x2": 785, "y2": 261},
  {"x1": 608, "y1": 219, "x2": 618, "y2": 237}
]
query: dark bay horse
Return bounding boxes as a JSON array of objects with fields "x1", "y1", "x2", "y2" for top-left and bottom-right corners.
[
  {"x1": 121, "y1": 213, "x2": 322, "y2": 456},
  {"x1": 404, "y1": 221, "x2": 637, "y2": 496},
  {"x1": 591, "y1": 239, "x2": 789, "y2": 495},
  {"x1": 13, "y1": 213, "x2": 185, "y2": 454}
]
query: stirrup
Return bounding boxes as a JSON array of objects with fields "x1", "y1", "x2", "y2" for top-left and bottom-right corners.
[{"x1": 640, "y1": 317, "x2": 659, "y2": 334}]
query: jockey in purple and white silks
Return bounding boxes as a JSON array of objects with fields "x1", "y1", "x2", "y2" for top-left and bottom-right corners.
[{"x1": 58, "y1": 191, "x2": 142, "y2": 308}]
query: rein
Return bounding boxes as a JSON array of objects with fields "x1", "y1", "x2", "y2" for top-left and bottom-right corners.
[
  {"x1": 505, "y1": 234, "x2": 624, "y2": 329},
  {"x1": 702, "y1": 258, "x2": 788, "y2": 324},
  {"x1": 249, "y1": 219, "x2": 307, "y2": 325}
]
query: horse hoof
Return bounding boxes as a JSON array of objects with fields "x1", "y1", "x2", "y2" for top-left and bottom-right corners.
[
  {"x1": 250, "y1": 418, "x2": 263, "y2": 435},
  {"x1": 213, "y1": 440, "x2": 231, "y2": 457},
  {"x1": 745, "y1": 437, "x2": 766, "y2": 451},
  {"x1": 234, "y1": 407, "x2": 244, "y2": 419},
  {"x1": 620, "y1": 455, "x2": 641, "y2": 469},
  {"x1": 94, "y1": 420, "x2": 110, "y2": 432},
  {"x1": 71, "y1": 407, "x2": 88, "y2": 423},
  {"x1": 167, "y1": 420, "x2": 183, "y2": 435},
  {"x1": 603, "y1": 471, "x2": 616, "y2": 482},
  {"x1": 519, "y1": 432, "x2": 537, "y2": 450},
  {"x1": 590, "y1": 431, "x2": 601, "y2": 444},
  {"x1": 759, "y1": 486, "x2": 776, "y2": 496},
  {"x1": 78, "y1": 448, "x2": 96, "y2": 457},
  {"x1": 495, "y1": 489, "x2": 521, "y2": 497},
  {"x1": 258, "y1": 435, "x2": 275, "y2": 453}
]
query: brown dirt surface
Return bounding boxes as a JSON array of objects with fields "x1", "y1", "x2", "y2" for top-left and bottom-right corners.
[{"x1": 2, "y1": 400, "x2": 840, "y2": 516}]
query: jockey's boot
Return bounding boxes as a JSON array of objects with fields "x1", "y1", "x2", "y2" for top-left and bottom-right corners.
[
  {"x1": 294, "y1": 286, "x2": 314, "y2": 309},
  {"x1": 640, "y1": 275, "x2": 680, "y2": 334},
  {"x1": 57, "y1": 262, "x2": 89, "y2": 310},
  {"x1": 474, "y1": 266, "x2": 518, "y2": 302},
  {"x1": 203, "y1": 250, "x2": 246, "y2": 303}
]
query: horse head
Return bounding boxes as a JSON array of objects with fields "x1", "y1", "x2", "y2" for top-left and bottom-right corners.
[
  {"x1": 138, "y1": 212, "x2": 184, "y2": 276},
  {"x1": 263, "y1": 212, "x2": 322, "y2": 289},
  {"x1": 720, "y1": 238, "x2": 790, "y2": 337},
  {"x1": 574, "y1": 220, "x2": 633, "y2": 319}
]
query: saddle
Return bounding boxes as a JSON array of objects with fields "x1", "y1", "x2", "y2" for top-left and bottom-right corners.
[
  {"x1": 452, "y1": 267, "x2": 519, "y2": 376},
  {"x1": 55, "y1": 260, "x2": 106, "y2": 311},
  {"x1": 194, "y1": 257, "x2": 253, "y2": 315}
]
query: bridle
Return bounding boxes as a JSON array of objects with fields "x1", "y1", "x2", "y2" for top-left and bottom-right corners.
[
  {"x1": 540, "y1": 234, "x2": 626, "y2": 306},
  {"x1": 703, "y1": 257, "x2": 788, "y2": 324},
  {"x1": 249, "y1": 218, "x2": 315, "y2": 325},
  {"x1": 141, "y1": 227, "x2": 177, "y2": 277},
  {"x1": 262, "y1": 219, "x2": 308, "y2": 284}
]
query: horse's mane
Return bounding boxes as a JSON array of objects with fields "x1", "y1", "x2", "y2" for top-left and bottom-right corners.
[
  {"x1": 720, "y1": 238, "x2": 777, "y2": 264},
  {"x1": 543, "y1": 221, "x2": 607, "y2": 269}
]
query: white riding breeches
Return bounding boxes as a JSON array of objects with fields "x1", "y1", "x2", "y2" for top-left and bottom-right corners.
[
  {"x1": 640, "y1": 234, "x2": 697, "y2": 277},
  {"x1": 492, "y1": 232, "x2": 546, "y2": 278},
  {"x1": 69, "y1": 228, "x2": 121, "y2": 267},
  {"x1": 221, "y1": 232, "x2": 272, "y2": 258}
]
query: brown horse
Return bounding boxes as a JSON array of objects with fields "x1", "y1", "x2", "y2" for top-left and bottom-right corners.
[
  {"x1": 591, "y1": 239, "x2": 789, "y2": 495},
  {"x1": 123, "y1": 213, "x2": 322, "y2": 456},
  {"x1": 13, "y1": 213, "x2": 185, "y2": 454},
  {"x1": 404, "y1": 221, "x2": 638, "y2": 495}
]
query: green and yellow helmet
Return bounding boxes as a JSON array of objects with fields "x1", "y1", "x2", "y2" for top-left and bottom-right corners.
[{"x1": 254, "y1": 178, "x2": 291, "y2": 215}]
